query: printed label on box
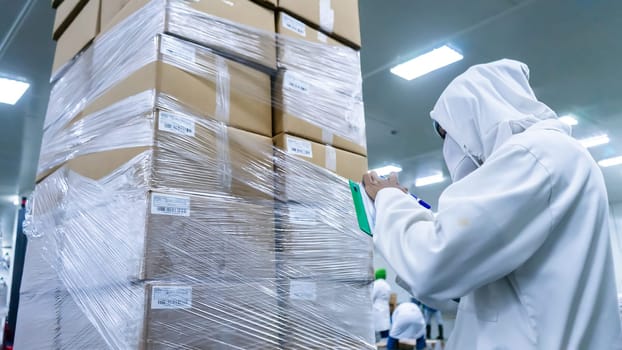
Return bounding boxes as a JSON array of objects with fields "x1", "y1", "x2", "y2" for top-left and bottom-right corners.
[
  {"x1": 151, "y1": 286, "x2": 192, "y2": 309},
  {"x1": 151, "y1": 193, "x2": 190, "y2": 217},
  {"x1": 283, "y1": 72, "x2": 310, "y2": 94},
  {"x1": 286, "y1": 136, "x2": 313, "y2": 158},
  {"x1": 282, "y1": 13, "x2": 306, "y2": 37},
  {"x1": 158, "y1": 112, "x2": 195, "y2": 137},
  {"x1": 162, "y1": 43, "x2": 196, "y2": 64},
  {"x1": 325, "y1": 146, "x2": 337, "y2": 171},
  {"x1": 290, "y1": 281, "x2": 317, "y2": 301}
]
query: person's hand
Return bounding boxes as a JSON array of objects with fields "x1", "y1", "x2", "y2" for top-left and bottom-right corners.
[{"x1": 362, "y1": 171, "x2": 408, "y2": 201}]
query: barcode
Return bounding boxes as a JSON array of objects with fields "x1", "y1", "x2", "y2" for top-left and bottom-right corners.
[
  {"x1": 158, "y1": 299, "x2": 186, "y2": 306},
  {"x1": 287, "y1": 81, "x2": 308, "y2": 92},
  {"x1": 156, "y1": 207, "x2": 188, "y2": 215},
  {"x1": 291, "y1": 147, "x2": 311, "y2": 156},
  {"x1": 164, "y1": 123, "x2": 192, "y2": 134}
]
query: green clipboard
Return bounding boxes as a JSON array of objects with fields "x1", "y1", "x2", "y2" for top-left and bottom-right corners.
[{"x1": 349, "y1": 180, "x2": 372, "y2": 236}]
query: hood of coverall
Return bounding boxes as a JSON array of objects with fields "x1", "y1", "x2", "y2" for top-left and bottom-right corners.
[{"x1": 430, "y1": 59, "x2": 569, "y2": 165}]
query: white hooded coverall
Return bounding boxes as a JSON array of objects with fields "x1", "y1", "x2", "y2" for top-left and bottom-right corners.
[
  {"x1": 374, "y1": 59, "x2": 622, "y2": 349},
  {"x1": 390, "y1": 302, "x2": 426, "y2": 340},
  {"x1": 373, "y1": 278, "x2": 392, "y2": 332}
]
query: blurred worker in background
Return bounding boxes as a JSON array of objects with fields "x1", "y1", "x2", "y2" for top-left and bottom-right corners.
[
  {"x1": 363, "y1": 59, "x2": 622, "y2": 349},
  {"x1": 411, "y1": 298, "x2": 444, "y2": 340},
  {"x1": 372, "y1": 268, "x2": 392, "y2": 341},
  {"x1": 386, "y1": 302, "x2": 426, "y2": 350}
]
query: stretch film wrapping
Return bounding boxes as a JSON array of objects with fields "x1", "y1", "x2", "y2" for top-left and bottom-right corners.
[
  {"x1": 21, "y1": 0, "x2": 373, "y2": 348},
  {"x1": 43, "y1": 0, "x2": 365, "y2": 159}
]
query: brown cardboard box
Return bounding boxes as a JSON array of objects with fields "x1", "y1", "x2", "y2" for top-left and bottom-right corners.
[
  {"x1": 52, "y1": 0, "x2": 100, "y2": 74},
  {"x1": 66, "y1": 111, "x2": 274, "y2": 199},
  {"x1": 52, "y1": 0, "x2": 132, "y2": 74},
  {"x1": 53, "y1": 0, "x2": 276, "y2": 77},
  {"x1": 79, "y1": 39, "x2": 272, "y2": 137},
  {"x1": 280, "y1": 279, "x2": 374, "y2": 348},
  {"x1": 273, "y1": 134, "x2": 366, "y2": 182},
  {"x1": 276, "y1": 202, "x2": 374, "y2": 280},
  {"x1": 140, "y1": 282, "x2": 280, "y2": 349},
  {"x1": 278, "y1": 0, "x2": 361, "y2": 47},
  {"x1": 61, "y1": 146, "x2": 276, "y2": 282},
  {"x1": 105, "y1": 0, "x2": 276, "y2": 68},
  {"x1": 250, "y1": 0, "x2": 277, "y2": 8},
  {"x1": 273, "y1": 67, "x2": 367, "y2": 156},
  {"x1": 277, "y1": 12, "x2": 341, "y2": 47},
  {"x1": 52, "y1": 0, "x2": 86, "y2": 40},
  {"x1": 101, "y1": 0, "x2": 131, "y2": 30}
]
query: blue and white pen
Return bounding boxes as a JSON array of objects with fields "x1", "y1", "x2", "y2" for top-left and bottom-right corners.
[{"x1": 410, "y1": 193, "x2": 432, "y2": 210}]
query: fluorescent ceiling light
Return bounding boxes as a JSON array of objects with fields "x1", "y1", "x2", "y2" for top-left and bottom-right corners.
[
  {"x1": 370, "y1": 165, "x2": 402, "y2": 177},
  {"x1": 598, "y1": 156, "x2": 622, "y2": 168},
  {"x1": 415, "y1": 174, "x2": 445, "y2": 187},
  {"x1": 390, "y1": 45, "x2": 463, "y2": 81},
  {"x1": 0, "y1": 77, "x2": 29, "y2": 105},
  {"x1": 579, "y1": 134, "x2": 609, "y2": 148},
  {"x1": 559, "y1": 115, "x2": 578, "y2": 126}
]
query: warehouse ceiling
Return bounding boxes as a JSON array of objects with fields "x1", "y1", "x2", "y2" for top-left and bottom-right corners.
[
  {"x1": 0, "y1": 0, "x2": 55, "y2": 245},
  {"x1": 360, "y1": 0, "x2": 622, "y2": 207}
]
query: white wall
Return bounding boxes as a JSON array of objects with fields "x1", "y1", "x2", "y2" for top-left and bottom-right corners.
[{"x1": 609, "y1": 202, "x2": 622, "y2": 292}]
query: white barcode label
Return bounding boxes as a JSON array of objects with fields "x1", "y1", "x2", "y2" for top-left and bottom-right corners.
[
  {"x1": 282, "y1": 13, "x2": 306, "y2": 37},
  {"x1": 286, "y1": 136, "x2": 313, "y2": 158},
  {"x1": 283, "y1": 72, "x2": 309, "y2": 94},
  {"x1": 162, "y1": 43, "x2": 196, "y2": 63},
  {"x1": 290, "y1": 281, "x2": 316, "y2": 301},
  {"x1": 151, "y1": 286, "x2": 192, "y2": 309},
  {"x1": 319, "y1": 0, "x2": 335, "y2": 32},
  {"x1": 158, "y1": 112, "x2": 195, "y2": 136},
  {"x1": 151, "y1": 193, "x2": 190, "y2": 217},
  {"x1": 325, "y1": 145, "x2": 337, "y2": 171}
]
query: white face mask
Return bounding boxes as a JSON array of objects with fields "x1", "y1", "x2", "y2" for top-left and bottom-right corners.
[{"x1": 443, "y1": 135, "x2": 479, "y2": 182}]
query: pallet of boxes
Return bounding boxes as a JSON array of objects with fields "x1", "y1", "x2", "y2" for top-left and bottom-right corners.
[{"x1": 16, "y1": 0, "x2": 374, "y2": 349}]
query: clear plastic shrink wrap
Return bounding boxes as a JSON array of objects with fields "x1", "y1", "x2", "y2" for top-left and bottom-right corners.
[{"x1": 21, "y1": 0, "x2": 373, "y2": 349}]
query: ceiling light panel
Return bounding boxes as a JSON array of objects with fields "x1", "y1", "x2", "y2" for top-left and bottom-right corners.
[{"x1": 390, "y1": 45, "x2": 463, "y2": 81}]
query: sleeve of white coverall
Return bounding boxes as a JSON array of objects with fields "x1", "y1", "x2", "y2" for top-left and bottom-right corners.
[{"x1": 374, "y1": 144, "x2": 553, "y2": 302}]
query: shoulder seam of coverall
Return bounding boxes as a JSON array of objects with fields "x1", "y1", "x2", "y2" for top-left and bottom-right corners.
[{"x1": 502, "y1": 142, "x2": 555, "y2": 242}]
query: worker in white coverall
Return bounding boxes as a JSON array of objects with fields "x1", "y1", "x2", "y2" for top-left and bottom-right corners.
[
  {"x1": 362, "y1": 59, "x2": 622, "y2": 349},
  {"x1": 372, "y1": 268, "x2": 392, "y2": 341},
  {"x1": 386, "y1": 302, "x2": 426, "y2": 350}
]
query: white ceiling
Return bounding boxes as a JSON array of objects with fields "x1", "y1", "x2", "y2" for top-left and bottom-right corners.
[{"x1": 359, "y1": 0, "x2": 622, "y2": 208}]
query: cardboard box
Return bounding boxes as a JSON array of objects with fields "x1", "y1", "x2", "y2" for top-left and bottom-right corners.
[
  {"x1": 273, "y1": 68, "x2": 367, "y2": 156},
  {"x1": 278, "y1": 0, "x2": 361, "y2": 47},
  {"x1": 140, "y1": 282, "x2": 280, "y2": 349},
  {"x1": 52, "y1": 0, "x2": 131, "y2": 75},
  {"x1": 62, "y1": 109, "x2": 274, "y2": 197},
  {"x1": 277, "y1": 12, "x2": 342, "y2": 47},
  {"x1": 52, "y1": 0, "x2": 100, "y2": 75},
  {"x1": 56, "y1": 185, "x2": 276, "y2": 282},
  {"x1": 273, "y1": 133, "x2": 367, "y2": 181},
  {"x1": 280, "y1": 279, "x2": 374, "y2": 348},
  {"x1": 52, "y1": 0, "x2": 86, "y2": 40},
  {"x1": 276, "y1": 202, "x2": 374, "y2": 280},
  {"x1": 105, "y1": 0, "x2": 276, "y2": 69},
  {"x1": 250, "y1": 0, "x2": 277, "y2": 8},
  {"x1": 80, "y1": 41, "x2": 272, "y2": 137}
]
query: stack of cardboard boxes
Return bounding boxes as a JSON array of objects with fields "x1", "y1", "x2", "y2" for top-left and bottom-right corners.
[{"x1": 18, "y1": 0, "x2": 373, "y2": 348}]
